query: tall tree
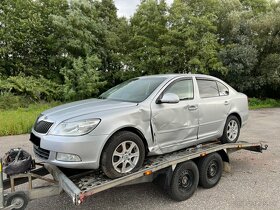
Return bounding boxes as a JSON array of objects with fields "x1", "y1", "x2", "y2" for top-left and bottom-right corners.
[
  {"x1": 94, "y1": 0, "x2": 128, "y2": 87},
  {"x1": 0, "y1": 0, "x2": 68, "y2": 80},
  {"x1": 161, "y1": 0, "x2": 224, "y2": 74},
  {"x1": 218, "y1": 0, "x2": 280, "y2": 97},
  {"x1": 128, "y1": 0, "x2": 168, "y2": 75},
  {"x1": 251, "y1": 2, "x2": 280, "y2": 97},
  {"x1": 51, "y1": 0, "x2": 106, "y2": 100}
]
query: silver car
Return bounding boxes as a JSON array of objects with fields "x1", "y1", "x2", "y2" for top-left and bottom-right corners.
[{"x1": 30, "y1": 74, "x2": 248, "y2": 178}]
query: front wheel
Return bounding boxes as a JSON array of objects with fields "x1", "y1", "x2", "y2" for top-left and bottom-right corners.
[
  {"x1": 101, "y1": 131, "x2": 145, "y2": 179},
  {"x1": 220, "y1": 115, "x2": 240, "y2": 144}
]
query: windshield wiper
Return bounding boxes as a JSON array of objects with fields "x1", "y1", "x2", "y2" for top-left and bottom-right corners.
[
  {"x1": 181, "y1": 97, "x2": 193, "y2": 100},
  {"x1": 98, "y1": 96, "x2": 105, "y2": 99}
]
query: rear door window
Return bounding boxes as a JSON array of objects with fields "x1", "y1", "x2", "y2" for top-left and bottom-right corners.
[{"x1": 197, "y1": 79, "x2": 219, "y2": 98}]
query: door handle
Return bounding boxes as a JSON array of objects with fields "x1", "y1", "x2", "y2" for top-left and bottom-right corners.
[
  {"x1": 188, "y1": 105, "x2": 198, "y2": 111},
  {"x1": 224, "y1": 101, "x2": 229, "y2": 105}
]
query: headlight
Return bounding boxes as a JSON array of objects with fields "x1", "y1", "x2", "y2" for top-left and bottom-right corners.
[{"x1": 49, "y1": 119, "x2": 101, "y2": 136}]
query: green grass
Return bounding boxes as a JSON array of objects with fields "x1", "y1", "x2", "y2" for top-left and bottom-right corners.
[
  {"x1": 249, "y1": 98, "x2": 280, "y2": 110},
  {"x1": 0, "y1": 102, "x2": 60, "y2": 136}
]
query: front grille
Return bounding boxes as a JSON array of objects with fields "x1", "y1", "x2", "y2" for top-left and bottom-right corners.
[
  {"x1": 33, "y1": 145, "x2": 50, "y2": 160},
  {"x1": 30, "y1": 133, "x2": 40, "y2": 146},
  {"x1": 34, "y1": 121, "x2": 53, "y2": 134}
]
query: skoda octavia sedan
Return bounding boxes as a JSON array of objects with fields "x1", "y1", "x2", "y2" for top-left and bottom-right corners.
[{"x1": 30, "y1": 74, "x2": 248, "y2": 178}]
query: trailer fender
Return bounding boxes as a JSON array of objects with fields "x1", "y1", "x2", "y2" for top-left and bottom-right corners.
[
  {"x1": 217, "y1": 149, "x2": 229, "y2": 163},
  {"x1": 153, "y1": 166, "x2": 174, "y2": 190}
]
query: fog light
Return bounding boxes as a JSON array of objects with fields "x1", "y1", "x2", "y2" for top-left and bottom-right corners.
[{"x1": 56, "y1": 152, "x2": 81, "y2": 162}]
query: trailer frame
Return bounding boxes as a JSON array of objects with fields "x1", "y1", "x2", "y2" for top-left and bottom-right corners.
[{"x1": 0, "y1": 141, "x2": 268, "y2": 209}]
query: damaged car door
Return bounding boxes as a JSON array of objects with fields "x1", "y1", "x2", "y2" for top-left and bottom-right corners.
[{"x1": 151, "y1": 78, "x2": 199, "y2": 153}]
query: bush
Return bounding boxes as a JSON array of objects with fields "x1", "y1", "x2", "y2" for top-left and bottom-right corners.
[
  {"x1": 61, "y1": 56, "x2": 106, "y2": 101},
  {"x1": 249, "y1": 98, "x2": 280, "y2": 109},
  {"x1": 0, "y1": 92, "x2": 32, "y2": 110},
  {"x1": 0, "y1": 74, "x2": 63, "y2": 102}
]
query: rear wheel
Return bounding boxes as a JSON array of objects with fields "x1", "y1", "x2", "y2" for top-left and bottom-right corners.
[
  {"x1": 198, "y1": 152, "x2": 223, "y2": 188},
  {"x1": 101, "y1": 131, "x2": 145, "y2": 179},
  {"x1": 168, "y1": 161, "x2": 199, "y2": 201},
  {"x1": 220, "y1": 115, "x2": 240, "y2": 143}
]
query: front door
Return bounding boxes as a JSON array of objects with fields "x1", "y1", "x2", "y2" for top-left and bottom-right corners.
[{"x1": 151, "y1": 78, "x2": 199, "y2": 152}]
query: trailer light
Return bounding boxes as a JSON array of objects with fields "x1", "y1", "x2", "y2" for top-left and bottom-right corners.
[
  {"x1": 200, "y1": 152, "x2": 207, "y2": 157},
  {"x1": 56, "y1": 153, "x2": 81, "y2": 162},
  {"x1": 144, "y1": 170, "x2": 152, "y2": 176}
]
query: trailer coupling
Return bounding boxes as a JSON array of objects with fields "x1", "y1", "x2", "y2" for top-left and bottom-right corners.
[{"x1": 243, "y1": 143, "x2": 268, "y2": 153}]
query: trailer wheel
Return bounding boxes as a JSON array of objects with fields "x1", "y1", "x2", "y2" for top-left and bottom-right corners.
[
  {"x1": 6, "y1": 192, "x2": 29, "y2": 210},
  {"x1": 198, "y1": 152, "x2": 223, "y2": 188},
  {"x1": 168, "y1": 161, "x2": 199, "y2": 201}
]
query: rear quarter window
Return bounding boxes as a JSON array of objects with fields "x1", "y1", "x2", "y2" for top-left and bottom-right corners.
[{"x1": 217, "y1": 81, "x2": 229, "y2": 96}]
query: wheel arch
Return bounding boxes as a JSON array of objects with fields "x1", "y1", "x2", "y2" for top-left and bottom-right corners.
[
  {"x1": 228, "y1": 112, "x2": 242, "y2": 126},
  {"x1": 116, "y1": 127, "x2": 149, "y2": 155},
  {"x1": 99, "y1": 126, "x2": 149, "y2": 165}
]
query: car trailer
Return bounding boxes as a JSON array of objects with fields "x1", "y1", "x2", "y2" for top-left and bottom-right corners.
[{"x1": 0, "y1": 141, "x2": 267, "y2": 210}]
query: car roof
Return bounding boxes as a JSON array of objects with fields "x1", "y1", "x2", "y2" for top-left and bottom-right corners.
[{"x1": 139, "y1": 73, "x2": 218, "y2": 80}]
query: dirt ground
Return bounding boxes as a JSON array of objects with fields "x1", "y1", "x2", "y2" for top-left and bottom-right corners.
[{"x1": 0, "y1": 108, "x2": 279, "y2": 210}]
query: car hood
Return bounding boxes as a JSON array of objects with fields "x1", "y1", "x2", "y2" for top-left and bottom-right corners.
[{"x1": 41, "y1": 99, "x2": 137, "y2": 122}]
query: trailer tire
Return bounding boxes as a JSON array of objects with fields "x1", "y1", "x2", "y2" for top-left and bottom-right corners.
[
  {"x1": 198, "y1": 152, "x2": 223, "y2": 188},
  {"x1": 168, "y1": 161, "x2": 199, "y2": 201},
  {"x1": 5, "y1": 192, "x2": 28, "y2": 210},
  {"x1": 101, "y1": 131, "x2": 145, "y2": 179}
]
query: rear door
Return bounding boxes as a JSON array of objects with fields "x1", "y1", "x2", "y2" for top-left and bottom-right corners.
[
  {"x1": 151, "y1": 78, "x2": 199, "y2": 151},
  {"x1": 196, "y1": 78, "x2": 230, "y2": 139}
]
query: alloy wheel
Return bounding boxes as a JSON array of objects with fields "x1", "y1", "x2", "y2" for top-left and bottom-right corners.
[
  {"x1": 112, "y1": 141, "x2": 140, "y2": 173},
  {"x1": 227, "y1": 120, "x2": 238, "y2": 141}
]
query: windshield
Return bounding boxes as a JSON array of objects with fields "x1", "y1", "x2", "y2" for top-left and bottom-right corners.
[{"x1": 99, "y1": 77, "x2": 167, "y2": 103}]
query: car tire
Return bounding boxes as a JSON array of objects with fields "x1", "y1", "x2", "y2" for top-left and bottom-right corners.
[
  {"x1": 101, "y1": 131, "x2": 145, "y2": 179},
  {"x1": 219, "y1": 115, "x2": 240, "y2": 144},
  {"x1": 168, "y1": 161, "x2": 199, "y2": 201},
  {"x1": 198, "y1": 152, "x2": 223, "y2": 188}
]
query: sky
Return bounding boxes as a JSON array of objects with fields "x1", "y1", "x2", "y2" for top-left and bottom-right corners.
[{"x1": 114, "y1": 0, "x2": 174, "y2": 18}]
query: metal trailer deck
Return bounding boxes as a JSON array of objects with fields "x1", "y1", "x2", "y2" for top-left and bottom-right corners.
[{"x1": 0, "y1": 141, "x2": 267, "y2": 210}]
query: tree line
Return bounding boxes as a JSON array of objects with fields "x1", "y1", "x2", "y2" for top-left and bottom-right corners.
[{"x1": 0, "y1": 0, "x2": 279, "y2": 102}]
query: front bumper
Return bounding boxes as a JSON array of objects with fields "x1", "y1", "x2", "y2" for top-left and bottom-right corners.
[{"x1": 30, "y1": 130, "x2": 109, "y2": 169}]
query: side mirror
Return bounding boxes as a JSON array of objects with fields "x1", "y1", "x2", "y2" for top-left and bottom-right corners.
[{"x1": 158, "y1": 93, "x2": 180, "y2": 104}]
